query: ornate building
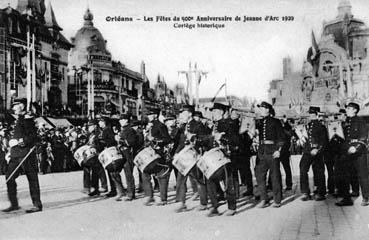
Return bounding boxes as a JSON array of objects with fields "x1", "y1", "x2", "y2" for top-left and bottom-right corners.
[
  {"x1": 269, "y1": 0, "x2": 369, "y2": 116},
  {"x1": 68, "y1": 8, "x2": 143, "y2": 117},
  {"x1": 0, "y1": 0, "x2": 72, "y2": 115}
]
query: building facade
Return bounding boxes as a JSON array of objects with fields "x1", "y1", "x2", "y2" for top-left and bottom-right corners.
[
  {"x1": 68, "y1": 8, "x2": 143, "y2": 117},
  {"x1": 0, "y1": 0, "x2": 72, "y2": 115},
  {"x1": 269, "y1": 0, "x2": 369, "y2": 116}
]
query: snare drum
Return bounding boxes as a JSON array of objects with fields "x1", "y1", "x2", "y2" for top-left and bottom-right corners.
[
  {"x1": 134, "y1": 146, "x2": 161, "y2": 173},
  {"x1": 98, "y1": 146, "x2": 124, "y2": 169},
  {"x1": 197, "y1": 147, "x2": 231, "y2": 180},
  {"x1": 74, "y1": 145, "x2": 97, "y2": 166},
  {"x1": 173, "y1": 146, "x2": 198, "y2": 176}
]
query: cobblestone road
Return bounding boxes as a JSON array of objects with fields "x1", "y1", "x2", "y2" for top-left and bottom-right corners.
[{"x1": 0, "y1": 156, "x2": 368, "y2": 240}]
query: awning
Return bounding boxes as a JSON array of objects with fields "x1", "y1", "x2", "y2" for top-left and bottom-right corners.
[
  {"x1": 47, "y1": 117, "x2": 73, "y2": 128},
  {"x1": 35, "y1": 117, "x2": 55, "y2": 129}
]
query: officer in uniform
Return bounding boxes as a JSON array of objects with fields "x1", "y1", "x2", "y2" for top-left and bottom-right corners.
[
  {"x1": 206, "y1": 102, "x2": 237, "y2": 216},
  {"x1": 255, "y1": 101, "x2": 285, "y2": 208},
  {"x1": 299, "y1": 106, "x2": 328, "y2": 201},
  {"x1": 118, "y1": 114, "x2": 139, "y2": 201},
  {"x1": 142, "y1": 108, "x2": 171, "y2": 206},
  {"x1": 335, "y1": 102, "x2": 369, "y2": 206},
  {"x1": 2, "y1": 98, "x2": 42, "y2": 213}
]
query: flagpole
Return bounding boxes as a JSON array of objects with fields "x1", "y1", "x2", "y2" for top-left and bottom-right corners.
[
  {"x1": 32, "y1": 33, "x2": 36, "y2": 105},
  {"x1": 26, "y1": 30, "x2": 31, "y2": 111}
]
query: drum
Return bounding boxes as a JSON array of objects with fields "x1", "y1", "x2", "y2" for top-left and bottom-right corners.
[
  {"x1": 74, "y1": 145, "x2": 97, "y2": 166},
  {"x1": 172, "y1": 146, "x2": 199, "y2": 176},
  {"x1": 197, "y1": 147, "x2": 231, "y2": 180},
  {"x1": 98, "y1": 146, "x2": 124, "y2": 169},
  {"x1": 134, "y1": 146, "x2": 161, "y2": 173}
]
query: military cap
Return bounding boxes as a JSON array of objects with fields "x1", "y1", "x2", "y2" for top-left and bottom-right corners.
[
  {"x1": 147, "y1": 108, "x2": 160, "y2": 116},
  {"x1": 210, "y1": 102, "x2": 230, "y2": 112},
  {"x1": 257, "y1": 101, "x2": 273, "y2": 110},
  {"x1": 87, "y1": 119, "x2": 99, "y2": 126},
  {"x1": 164, "y1": 114, "x2": 176, "y2": 122},
  {"x1": 308, "y1": 106, "x2": 320, "y2": 114},
  {"x1": 12, "y1": 98, "x2": 27, "y2": 107},
  {"x1": 131, "y1": 119, "x2": 141, "y2": 127},
  {"x1": 193, "y1": 111, "x2": 203, "y2": 118},
  {"x1": 180, "y1": 105, "x2": 195, "y2": 113},
  {"x1": 346, "y1": 102, "x2": 360, "y2": 112}
]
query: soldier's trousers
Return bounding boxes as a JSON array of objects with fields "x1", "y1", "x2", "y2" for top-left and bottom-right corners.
[
  {"x1": 142, "y1": 169, "x2": 171, "y2": 201},
  {"x1": 237, "y1": 154, "x2": 253, "y2": 192},
  {"x1": 335, "y1": 153, "x2": 369, "y2": 199},
  {"x1": 207, "y1": 164, "x2": 236, "y2": 210},
  {"x1": 6, "y1": 153, "x2": 42, "y2": 208},
  {"x1": 123, "y1": 159, "x2": 135, "y2": 198},
  {"x1": 324, "y1": 152, "x2": 336, "y2": 194},
  {"x1": 280, "y1": 151, "x2": 292, "y2": 189},
  {"x1": 176, "y1": 167, "x2": 207, "y2": 205},
  {"x1": 255, "y1": 145, "x2": 282, "y2": 204},
  {"x1": 299, "y1": 152, "x2": 326, "y2": 195},
  {"x1": 106, "y1": 160, "x2": 125, "y2": 196}
]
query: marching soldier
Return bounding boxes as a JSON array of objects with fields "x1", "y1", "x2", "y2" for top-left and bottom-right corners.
[
  {"x1": 142, "y1": 109, "x2": 171, "y2": 206},
  {"x1": 97, "y1": 116, "x2": 117, "y2": 198},
  {"x1": 324, "y1": 109, "x2": 345, "y2": 196},
  {"x1": 2, "y1": 98, "x2": 42, "y2": 213},
  {"x1": 84, "y1": 119, "x2": 105, "y2": 197},
  {"x1": 175, "y1": 107, "x2": 211, "y2": 213},
  {"x1": 335, "y1": 102, "x2": 369, "y2": 206},
  {"x1": 255, "y1": 101, "x2": 285, "y2": 208},
  {"x1": 280, "y1": 115, "x2": 293, "y2": 191},
  {"x1": 300, "y1": 106, "x2": 328, "y2": 201},
  {"x1": 118, "y1": 114, "x2": 139, "y2": 201},
  {"x1": 207, "y1": 103, "x2": 237, "y2": 216}
]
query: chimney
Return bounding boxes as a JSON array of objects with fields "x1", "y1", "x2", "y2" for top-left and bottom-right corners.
[
  {"x1": 283, "y1": 57, "x2": 292, "y2": 79},
  {"x1": 140, "y1": 61, "x2": 146, "y2": 81}
]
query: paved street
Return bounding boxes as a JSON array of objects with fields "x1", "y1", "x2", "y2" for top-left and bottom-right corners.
[{"x1": 0, "y1": 156, "x2": 369, "y2": 240}]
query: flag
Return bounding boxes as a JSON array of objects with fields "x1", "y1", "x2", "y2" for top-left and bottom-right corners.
[{"x1": 307, "y1": 30, "x2": 320, "y2": 77}]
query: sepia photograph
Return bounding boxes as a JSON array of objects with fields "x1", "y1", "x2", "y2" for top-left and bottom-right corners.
[{"x1": 1, "y1": 0, "x2": 369, "y2": 239}]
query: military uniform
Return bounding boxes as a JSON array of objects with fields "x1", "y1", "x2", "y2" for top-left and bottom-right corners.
[
  {"x1": 335, "y1": 115, "x2": 369, "y2": 205},
  {"x1": 4, "y1": 114, "x2": 42, "y2": 212},
  {"x1": 280, "y1": 119, "x2": 293, "y2": 190},
  {"x1": 118, "y1": 124, "x2": 139, "y2": 200},
  {"x1": 255, "y1": 115, "x2": 285, "y2": 206},
  {"x1": 84, "y1": 128, "x2": 106, "y2": 196},
  {"x1": 299, "y1": 119, "x2": 328, "y2": 199},
  {"x1": 175, "y1": 119, "x2": 210, "y2": 210},
  {"x1": 206, "y1": 117, "x2": 237, "y2": 212},
  {"x1": 97, "y1": 124, "x2": 117, "y2": 196},
  {"x1": 142, "y1": 119, "x2": 171, "y2": 204}
]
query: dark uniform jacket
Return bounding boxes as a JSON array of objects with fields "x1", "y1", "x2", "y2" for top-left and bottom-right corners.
[
  {"x1": 303, "y1": 119, "x2": 328, "y2": 153},
  {"x1": 280, "y1": 120, "x2": 293, "y2": 155},
  {"x1": 10, "y1": 115, "x2": 37, "y2": 159},
  {"x1": 150, "y1": 120, "x2": 171, "y2": 147},
  {"x1": 256, "y1": 116, "x2": 285, "y2": 150},
  {"x1": 175, "y1": 120, "x2": 211, "y2": 154},
  {"x1": 119, "y1": 125, "x2": 139, "y2": 155},
  {"x1": 97, "y1": 126, "x2": 116, "y2": 152},
  {"x1": 342, "y1": 116, "x2": 368, "y2": 154}
]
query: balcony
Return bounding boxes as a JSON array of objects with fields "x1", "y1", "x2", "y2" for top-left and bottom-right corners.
[{"x1": 68, "y1": 82, "x2": 119, "y2": 94}]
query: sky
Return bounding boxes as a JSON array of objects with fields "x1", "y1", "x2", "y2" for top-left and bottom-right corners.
[{"x1": 3, "y1": 0, "x2": 369, "y2": 101}]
